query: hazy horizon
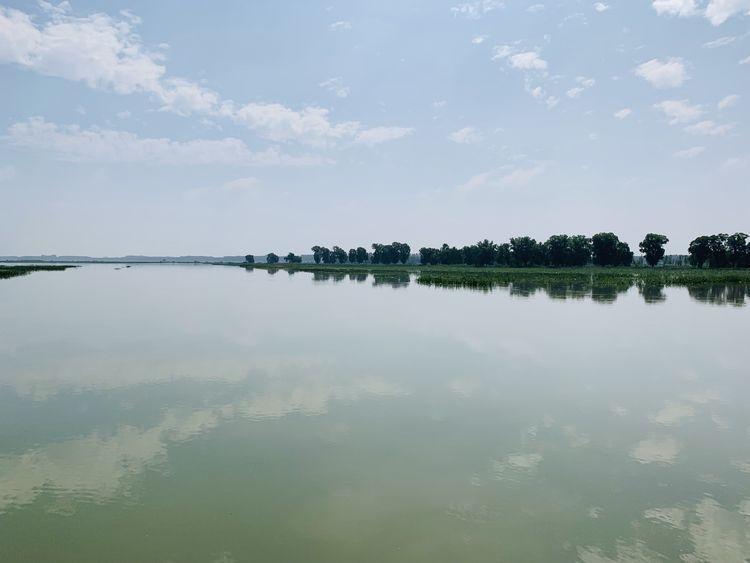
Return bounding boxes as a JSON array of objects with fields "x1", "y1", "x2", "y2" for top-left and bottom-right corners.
[{"x1": 2, "y1": 0, "x2": 748, "y2": 256}]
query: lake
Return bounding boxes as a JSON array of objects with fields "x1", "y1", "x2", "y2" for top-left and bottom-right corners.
[{"x1": 1, "y1": 264, "x2": 749, "y2": 562}]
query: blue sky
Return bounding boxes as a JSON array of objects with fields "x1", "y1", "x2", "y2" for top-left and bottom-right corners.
[{"x1": 1, "y1": 0, "x2": 748, "y2": 255}]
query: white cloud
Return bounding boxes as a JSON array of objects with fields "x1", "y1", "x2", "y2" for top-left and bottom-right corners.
[
  {"x1": 6, "y1": 117, "x2": 323, "y2": 166},
  {"x1": 741, "y1": 55, "x2": 750, "y2": 64},
  {"x1": 545, "y1": 96, "x2": 559, "y2": 109},
  {"x1": 0, "y1": 5, "x2": 220, "y2": 116},
  {"x1": 614, "y1": 108, "x2": 632, "y2": 119},
  {"x1": 703, "y1": 36, "x2": 736, "y2": 48},
  {"x1": 458, "y1": 163, "x2": 548, "y2": 192},
  {"x1": 527, "y1": 4, "x2": 545, "y2": 12},
  {"x1": 116, "y1": 110, "x2": 131, "y2": 119},
  {"x1": 432, "y1": 100, "x2": 447, "y2": 109},
  {"x1": 354, "y1": 126, "x2": 414, "y2": 146},
  {"x1": 319, "y1": 77, "x2": 350, "y2": 98},
  {"x1": 705, "y1": 0, "x2": 750, "y2": 25},
  {"x1": 219, "y1": 177, "x2": 260, "y2": 192},
  {"x1": 509, "y1": 51, "x2": 547, "y2": 70},
  {"x1": 652, "y1": 0, "x2": 699, "y2": 16},
  {"x1": 674, "y1": 146, "x2": 705, "y2": 158},
  {"x1": 491, "y1": 44, "x2": 514, "y2": 60},
  {"x1": 447, "y1": 126, "x2": 483, "y2": 144},
  {"x1": 451, "y1": 0, "x2": 504, "y2": 19},
  {"x1": 567, "y1": 76, "x2": 595, "y2": 98},
  {"x1": 471, "y1": 34, "x2": 488, "y2": 44},
  {"x1": 328, "y1": 20, "x2": 352, "y2": 31},
  {"x1": 654, "y1": 99, "x2": 703, "y2": 123},
  {"x1": 593, "y1": 3, "x2": 610, "y2": 12},
  {"x1": 231, "y1": 103, "x2": 360, "y2": 146},
  {"x1": 718, "y1": 94, "x2": 740, "y2": 109},
  {"x1": 0, "y1": 164, "x2": 15, "y2": 181},
  {"x1": 635, "y1": 58, "x2": 688, "y2": 89},
  {"x1": 684, "y1": 120, "x2": 735, "y2": 135}
]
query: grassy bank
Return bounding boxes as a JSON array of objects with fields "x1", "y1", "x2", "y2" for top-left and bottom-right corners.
[
  {"x1": 238, "y1": 263, "x2": 750, "y2": 288},
  {"x1": 0, "y1": 265, "x2": 77, "y2": 280}
]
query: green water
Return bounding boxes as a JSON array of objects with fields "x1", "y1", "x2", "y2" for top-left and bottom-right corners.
[{"x1": 1, "y1": 265, "x2": 749, "y2": 562}]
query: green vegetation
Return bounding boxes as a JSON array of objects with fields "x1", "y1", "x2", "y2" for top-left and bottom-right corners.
[
  {"x1": 689, "y1": 233, "x2": 749, "y2": 268},
  {"x1": 241, "y1": 262, "x2": 750, "y2": 288},
  {"x1": 639, "y1": 233, "x2": 669, "y2": 267},
  {"x1": 251, "y1": 231, "x2": 750, "y2": 271},
  {"x1": 0, "y1": 264, "x2": 76, "y2": 280},
  {"x1": 266, "y1": 252, "x2": 280, "y2": 264}
]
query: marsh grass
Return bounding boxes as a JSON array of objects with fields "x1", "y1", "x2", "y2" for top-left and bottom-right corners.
[
  {"x1": 240, "y1": 263, "x2": 750, "y2": 288},
  {"x1": 0, "y1": 265, "x2": 77, "y2": 280}
]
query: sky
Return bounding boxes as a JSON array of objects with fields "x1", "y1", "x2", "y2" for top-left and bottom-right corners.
[{"x1": 1, "y1": 0, "x2": 748, "y2": 256}]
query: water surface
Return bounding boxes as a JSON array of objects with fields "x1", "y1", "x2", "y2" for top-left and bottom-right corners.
[{"x1": 1, "y1": 265, "x2": 749, "y2": 562}]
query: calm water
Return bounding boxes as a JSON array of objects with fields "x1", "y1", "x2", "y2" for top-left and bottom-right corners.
[{"x1": 1, "y1": 265, "x2": 749, "y2": 562}]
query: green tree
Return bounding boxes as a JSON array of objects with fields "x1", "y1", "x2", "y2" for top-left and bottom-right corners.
[
  {"x1": 616, "y1": 242, "x2": 634, "y2": 266},
  {"x1": 266, "y1": 252, "x2": 279, "y2": 264},
  {"x1": 332, "y1": 246, "x2": 348, "y2": 263},
  {"x1": 568, "y1": 235, "x2": 592, "y2": 266},
  {"x1": 348, "y1": 248, "x2": 357, "y2": 263},
  {"x1": 284, "y1": 252, "x2": 302, "y2": 263},
  {"x1": 726, "y1": 233, "x2": 749, "y2": 268},
  {"x1": 592, "y1": 232, "x2": 624, "y2": 266},
  {"x1": 419, "y1": 247, "x2": 439, "y2": 265},
  {"x1": 688, "y1": 236, "x2": 711, "y2": 268},
  {"x1": 311, "y1": 246, "x2": 322, "y2": 264},
  {"x1": 244, "y1": 254, "x2": 255, "y2": 264},
  {"x1": 707, "y1": 234, "x2": 729, "y2": 268},
  {"x1": 510, "y1": 236, "x2": 542, "y2": 266},
  {"x1": 356, "y1": 247, "x2": 368, "y2": 263},
  {"x1": 639, "y1": 233, "x2": 669, "y2": 267},
  {"x1": 544, "y1": 235, "x2": 570, "y2": 267}
]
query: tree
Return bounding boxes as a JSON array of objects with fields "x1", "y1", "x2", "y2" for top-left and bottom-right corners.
[
  {"x1": 266, "y1": 253, "x2": 279, "y2": 264},
  {"x1": 544, "y1": 235, "x2": 570, "y2": 267},
  {"x1": 284, "y1": 252, "x2": 302, "y2": 263},
  {"x1": 332, "y1": 246, "x2": 348, "y2": 263},
  {"x1": 616, "y1": 242, "x2": 634, "y2": 266},
  {"x1": 311, "y1": 246, "x2": 322, "y2": 264},
  {"x1": 726, "y1": 233, "x2": 749, "y2": 268},
  {"x1": 393, "y1": 242, "x2": 411, "y2": 264},
  {"x1": 348, "y1": 248, "x2": 357, "y2": 263},
  {"x1": 592, "y1": 232, "x2": 625, "y2": 266},
  {"x1": 356, "y1": 247, "x2": 368, "y2": 263},
  {"x1": 639, "y1": 233, "x2": 669, "y2": 267},
  {"x1": 496, "y1": 243, "x2": 512, "y2": 266},
  {"x1": 419, "y1": 247, "x2": 439, "y2": 265},
  {"x1": 244, "y1": 254, "x2": 255, "y2": 264},
  {"x1": 707, "y1": 234, "x2": 728, "y2": 268},
  {"x1": 510, "y1": 236, "x2": 542, "y2": 266},
  {"x1": 688, "y1": 236, "x2": 711, "y2": 268},
  {"x1": 568, "y1": 235, "x2": 593, "y2": 266}
]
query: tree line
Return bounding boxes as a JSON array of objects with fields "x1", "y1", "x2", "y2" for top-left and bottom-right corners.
[
  {"x1": 420, "y1": 233, "x2": 640, "y2": 267},
  {"x1": 688, "y1": 233, "x2": 750, "y2": 268},
  {"x1": 246, "y1": 231, "x2": 750, "y2": 268}
]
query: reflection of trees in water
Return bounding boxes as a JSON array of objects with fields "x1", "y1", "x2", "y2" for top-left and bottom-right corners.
[
  {"x1": 266, "y1": 267, "x2": 279, "y2": 275},
  {"x1": 637, "y1": 281, "x2": 667, "y2": 304},
  {"x1": 687, "y1": 283, "x2": 749, "y2": 306},
  {"x1": 372, "y1": 273, "x2": 411, "y2": 288},
  {"x1": 419, "y1": 277, "x2": 636, "y2": 304},
  {"x1": 302, "y1": 271, "x2": 748, "y2": 307}
]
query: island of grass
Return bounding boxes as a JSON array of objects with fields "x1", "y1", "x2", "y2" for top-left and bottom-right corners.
[
  {"x1": 240, "y1": 262, "x2": 750, "y2": 289},
  {"x1": 0, "y1": 264, "x2": 77, "y2": 280}
]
